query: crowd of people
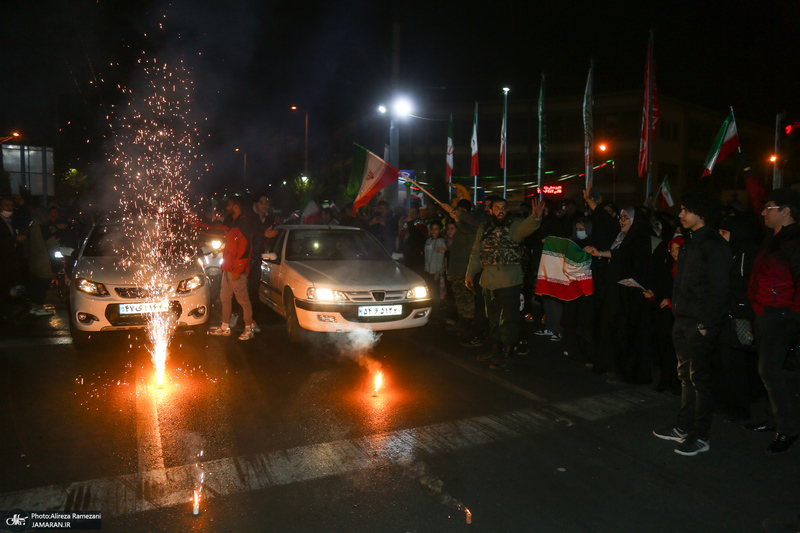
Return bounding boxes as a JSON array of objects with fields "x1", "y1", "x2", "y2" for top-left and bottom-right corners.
[
  {"x1": 1, "y1": 193, "x2": 85, "y2": 322},
  {"x1": 326, "y1": 174, "x2": 798, "y2": 458},
  {"x1": 4, "y1": 171, "x2": 799, "y2": 458}
]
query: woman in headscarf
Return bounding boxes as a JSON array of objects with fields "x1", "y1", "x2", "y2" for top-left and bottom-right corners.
[{"x1": 585, "y1": 205, "x2": 654, "y2": 383}]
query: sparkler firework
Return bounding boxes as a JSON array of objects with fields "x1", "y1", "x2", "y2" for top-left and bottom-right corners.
[{"x1": 108, "y1": 54, "x2": 204, "y2": 386}]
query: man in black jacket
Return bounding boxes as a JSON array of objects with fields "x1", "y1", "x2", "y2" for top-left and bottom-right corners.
[{"x1": 653, "y1": 190, "x2": 730, "y2": 456}]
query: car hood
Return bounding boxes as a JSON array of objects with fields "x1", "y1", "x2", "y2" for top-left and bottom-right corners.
[
  {"x1": 288, "y1": 260, "x2": 424, "y2": 291},
  {"x1": 74, "y1": 256, "x2": 204, "y2": 286}
]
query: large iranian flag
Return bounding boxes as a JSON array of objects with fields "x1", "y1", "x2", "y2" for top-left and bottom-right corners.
[
  {"x1": 535, "y1": 236, "x2": 593, "y2": 301},
  {"x1": 348, "y1": 144, "x2": 400, "y2": 215},
  {"x1": 702, "y1": 112, "x2": 739, "y2": 177}
]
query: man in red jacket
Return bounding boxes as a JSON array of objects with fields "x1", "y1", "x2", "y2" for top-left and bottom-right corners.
[
  {"x1": 209, "y1": 196, "x2": 255, "y2": 340},
  {"x1": 746, "y1": 188, "x2": 800, "y2": 453}
]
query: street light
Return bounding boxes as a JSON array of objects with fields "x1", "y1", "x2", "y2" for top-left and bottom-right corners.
[
  {"x1": 0, "y1": 132, "x2": 20, "y2": 144},
  {"x1": 596, "y1": 142, "x2": 616, "y2": 202},
  {"x1": 290, "y1": 106, "x2": 309, "y2": 177}
]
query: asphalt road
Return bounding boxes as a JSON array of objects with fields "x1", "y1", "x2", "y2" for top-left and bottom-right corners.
[{"x1": 1, "y1": 296, "x2": 799, "y2": 533}]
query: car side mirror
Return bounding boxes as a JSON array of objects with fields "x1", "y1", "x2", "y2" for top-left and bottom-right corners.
[{"x1": 262, "y1": 252, "x2": 278, "y2": 262}]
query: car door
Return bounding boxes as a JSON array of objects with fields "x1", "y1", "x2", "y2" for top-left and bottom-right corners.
[{"x1": 259, "y1": 229, "x2": 286, "y2": 312}]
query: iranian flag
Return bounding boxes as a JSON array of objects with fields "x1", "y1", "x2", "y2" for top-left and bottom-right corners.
[
  {"x1": 300, "y1": 192, "x2": 323, "y2": 224},
  {"x1": 445, "y1": 116, "x2": 454, "y2": 183},
  {"x1": 656, "y1": 176, "x2": 674, "y2": 208},
  {"x1": 702, "y1": 112, "x2": 740, "y2": 177},
  {"x1": 348, "y1": 144, "x2": 400, "y2": 215},
  {"x1": 470, "y1": 102, "x2": 479, "y2": 176},
  {"x1": 535, "y1": 236, "x2": 593, "y2": 301}
]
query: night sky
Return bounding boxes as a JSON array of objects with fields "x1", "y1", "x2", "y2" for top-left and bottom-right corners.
[{"x1": 2, "y1": 0, "x2": 798, "y2": 192}]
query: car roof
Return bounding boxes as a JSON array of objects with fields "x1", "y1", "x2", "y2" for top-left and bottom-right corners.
[{"x1": 276, "y1": 225, "x2": 362, "y2": 231}]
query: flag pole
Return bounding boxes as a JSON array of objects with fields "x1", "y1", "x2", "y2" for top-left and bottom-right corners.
[
  {"x1": 729, "y1": 106, "x2": 742, "y2": 153},
  {"x1": 402, "y1": 172, "x2": 445, "y2": 206},
  {"x1": 538, "y1": 73, "x2": 546, "y2": 201},
  {"x1": 645, "y1": 29, "x2": 655, "y2": 199},
  {"x1": 502, "y1": 87, "x2": 509, "y2": 199}
]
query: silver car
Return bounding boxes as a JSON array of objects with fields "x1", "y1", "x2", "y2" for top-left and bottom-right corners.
[
  {"x1": 258, "y1": 225, "x2": 431, "y2": 342},
  {"x1": 69, "y1": 221, "x2": 210, "y2": 345}
]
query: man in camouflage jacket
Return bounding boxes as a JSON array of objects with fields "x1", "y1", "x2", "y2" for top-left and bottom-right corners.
[{"x1": 466, "y1": 197, "x2": 544, "y2": 369}]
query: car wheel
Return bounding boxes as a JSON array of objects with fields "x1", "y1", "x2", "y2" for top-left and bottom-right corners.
[{"x1": 284, "y1": 290, "x2": 308, "y2": 344}]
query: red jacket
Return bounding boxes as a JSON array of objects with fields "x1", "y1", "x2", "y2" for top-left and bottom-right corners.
[
  {"x1": 748, "y1": 223, "x2": 800, "y2": 314},
  {"x1": 222, "y1": 215, "x2": 253, "y2": 276}
]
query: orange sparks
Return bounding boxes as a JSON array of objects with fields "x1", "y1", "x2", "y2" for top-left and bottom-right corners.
[{"x1": 373, "y1": 371, "x2": 382, "y2": 396}]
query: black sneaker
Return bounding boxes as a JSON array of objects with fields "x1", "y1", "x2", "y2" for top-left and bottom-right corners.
[
  {"x1": 459, "y1": 336, "x2": 484, "y2": 348},
  {"x1": 515, "y1": 341, "x2": 530, "y2": 356},
  {"x1": 674, "y1": 436, "x2": 710, "y2": 456},
  {"x1": 653, "y1": 425, "x2": 688, "y2": 442},
  {"x1": 766, "y1": 432, "x2": 798, "y2": 454}
]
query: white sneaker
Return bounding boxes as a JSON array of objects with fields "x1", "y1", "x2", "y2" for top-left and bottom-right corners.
[
  {"x1": 251, "y1": 320, "x2": 261, "y2": 333},
  {"x1": 208, "y1": 325, "x2": 231, "y2": 336},
  {"x1": 229, "y1": 314, "x2": 239, "y2": 328},
  {"x1": 238, "y1": 328, "x2": 254, "y2": 341},
  {"x1": 534, "y1": 329, "x2": 554, "y2": 336}
]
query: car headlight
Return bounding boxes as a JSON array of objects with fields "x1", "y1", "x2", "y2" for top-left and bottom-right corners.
[
  {"x1": 306, "y1": 287, "x2": 347, "y2": 301},
  {"x1": 76, "y1": 278, "x2": 110, "y2": 297},
  {"x1": 407, "y1": 286, "x2": 429, "y2": 299},
  {"x1": 176, "y1": 274, "x2": 205, "y2": 294},
  {"x1": 210, "y1": 239, "x2": 223, "y2": 250}
]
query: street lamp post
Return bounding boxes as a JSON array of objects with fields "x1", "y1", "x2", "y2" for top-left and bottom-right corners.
[
  {"x1": 598, "y1": 143, "x2": 616, "y2": 202},
  {"x1": 291, "y1": 107, "x2": 309, "y2": 177},
  {"x1": 235, "y1": 148, "x2": 246, "y2": 184}
]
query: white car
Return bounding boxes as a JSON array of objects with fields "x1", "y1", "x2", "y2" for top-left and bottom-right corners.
[
  {"x1": 69, "y1": 221, "x2": 210, "y2": 345},
  {"x1": 258, "y1": 225, "x2": 431, "y2": 342}
]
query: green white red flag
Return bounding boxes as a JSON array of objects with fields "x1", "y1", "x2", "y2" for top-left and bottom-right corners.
[
  {"x1": 300, "y1": 192, "x2": 323, "y2": 224},
  {"x1": 348, "y1": 144, "x2": 400, "y2": 215},
  {"x1": 656, "y1": 176, "x2": 674, "y2": 208},
  {"x1": 702, "y1": 112, "x2": 740, "y2": 177},
  {"x1": 535, "y1": 236, "x2": 593, "y2": 301},
  {"x1": 470, "y1": 102, "x2": 479, "y2": 176},
  {"x1": 445, "y1": 116, "x2": 454, "y2": 182}
]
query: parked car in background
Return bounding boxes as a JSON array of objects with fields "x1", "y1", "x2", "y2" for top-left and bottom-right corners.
[
  {"x1": 69, "y1": 221, "x2": 210, "y2": 346},
  {"x1": 258, "y1": 225, "x2": 431, "y2": 342}
]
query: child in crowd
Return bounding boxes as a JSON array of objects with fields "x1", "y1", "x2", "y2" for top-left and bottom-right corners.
[{"x1": 423, "y1": 220, "x2": 447, "y2": 319}]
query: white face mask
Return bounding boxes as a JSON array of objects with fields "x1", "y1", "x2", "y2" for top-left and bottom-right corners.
[
  {"x1": 1, "y1": 210, "x2": 12, "y2": 218},
  {"x1": 576, "y1": 230, "x2": 588, "y2": 241}
]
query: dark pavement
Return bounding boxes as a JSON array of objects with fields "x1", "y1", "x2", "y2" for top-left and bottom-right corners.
[{"x1": 1, "y1": 293, "x2": 799, "y2": 533}]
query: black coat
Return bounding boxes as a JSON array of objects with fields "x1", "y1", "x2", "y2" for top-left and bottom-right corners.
[{"x1": 672, "y1": 225, "x2": 731, "y2": 328}]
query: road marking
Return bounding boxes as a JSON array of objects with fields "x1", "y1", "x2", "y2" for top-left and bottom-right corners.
[
  {"x1": 0, "y1": 387, "x2": 673, "y2": 518},
  {"x1": 134, "y1": 367, "x2": 166, "y2": 491}
]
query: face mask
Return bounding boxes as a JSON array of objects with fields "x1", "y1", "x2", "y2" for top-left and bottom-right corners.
[
  {"x1": 576, "y1": 230, "x2": 587, "y2": 240},
  {"x1": 1, "y1": 210, "x2": 12, "y2": 218}
]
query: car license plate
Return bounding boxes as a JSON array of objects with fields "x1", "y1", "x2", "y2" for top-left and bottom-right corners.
[
  {"x1": 358, "y1": 305, "x2": 402, "y2": 317},
  {"x1": 119, "y1": 301, "x2": 170, "y2": 315}
]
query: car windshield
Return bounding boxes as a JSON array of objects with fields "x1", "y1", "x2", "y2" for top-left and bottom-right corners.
[
  {"x1": 83, "y1": 224, "x2": 195, "y2": 261},
  {"x1": 285, "y1": 229, "x2": 392, "y2": 261}
]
